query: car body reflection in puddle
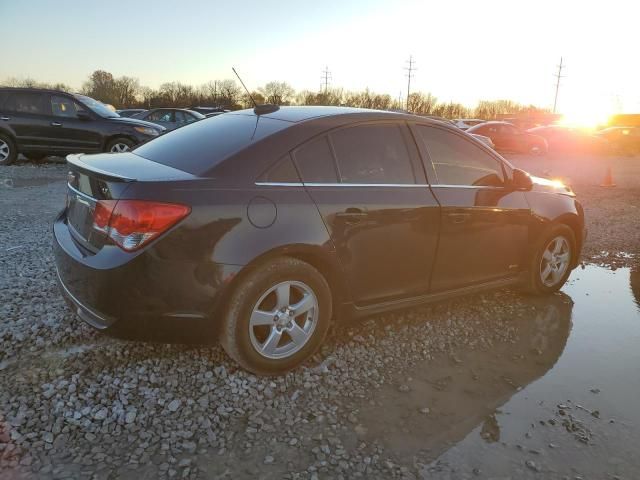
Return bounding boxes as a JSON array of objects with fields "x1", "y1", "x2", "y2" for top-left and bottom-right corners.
[{"x1": 359, "y1": 264, "x2": 640, "y2": 479}]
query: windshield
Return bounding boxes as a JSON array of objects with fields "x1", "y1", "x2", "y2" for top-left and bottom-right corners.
[{"x1": 74, "y1": 94, "x2": 120, "y2": 118}]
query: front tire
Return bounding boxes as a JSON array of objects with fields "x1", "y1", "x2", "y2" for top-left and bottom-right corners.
[
  {"x1": 523, "y1": 224, "x2": 575, "y2": 294},
  {"x1": 106, "y1": 137, "x2": 135, "y2": 153},
  {"x1": 0, "y1": 134, "x2": 17, "y2": 166},
  {"x1": 220, "y1": 257, "x2": 332, "y2": 375}
]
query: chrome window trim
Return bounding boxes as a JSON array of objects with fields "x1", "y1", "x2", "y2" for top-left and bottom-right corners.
[{"x1": 255, "y1": 181, "x2": 504, "y2": 189}]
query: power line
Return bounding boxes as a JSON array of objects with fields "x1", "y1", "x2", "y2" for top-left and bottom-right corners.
[
  {"x1": 553, "y1": 57, "x2": 565, "y2": 114},
  {"x1": 321, "y1": 66, "x2": 332, "y2": 94},
  {"x1": 404, "y1": 56, "x2": 416, "y2": 111}
]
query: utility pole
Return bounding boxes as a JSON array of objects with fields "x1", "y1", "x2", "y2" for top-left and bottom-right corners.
[
  {"x1": 553, "y1": 57, "x2": 565, "y2": 114},
  {"x1": 321, "y1": 66, "x2": 332, "y2": 94},
  {"x1": 404, "y1": 55, "x2": 416, "y2": 111}
]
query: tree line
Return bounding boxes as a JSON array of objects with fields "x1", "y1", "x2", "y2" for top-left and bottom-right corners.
[{"x1": 1, "y1": 70, "x2": 549, "y2": 119}]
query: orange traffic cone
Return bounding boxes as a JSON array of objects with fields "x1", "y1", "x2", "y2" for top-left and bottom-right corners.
[{"x1": 600, "y1": 165, "x2": 616, "y2": 187}]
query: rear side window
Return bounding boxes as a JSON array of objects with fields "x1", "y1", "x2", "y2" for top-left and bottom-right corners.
[
  {"x1": 330, "y1": 124, "x2": 416, "y2": 184},
  {"x1": 258, "y1": 154, "x2": 300, "y2": 183},
  {"x1": 0, "y1": 91, "x2": 9, "y2": 109},
  {"x1": 133, "y1": 113, "x2": 290, "y2": 175},
  {"x1": 4, "y1": 92, "x2": 46, "y2": 114},
  {"x1": 293, "y1": 135, "x2": 338, "y2": 183},
  {"x1": 416, "y1": 126, "x2": 505, "y2": 187}
]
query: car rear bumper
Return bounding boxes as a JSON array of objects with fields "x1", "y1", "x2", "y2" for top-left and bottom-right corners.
[{"x1": 53, "y1": 211, "x2": 243, "y2": 341}]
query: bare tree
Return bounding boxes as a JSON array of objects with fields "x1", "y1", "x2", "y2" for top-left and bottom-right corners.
[
  {"x1": 259, "y1": 81, "x2": 295, "y2": 105},
  {"x1": 217, "y1": 79, "x2": 242, "y2": 108},
  {"x1": 407, "y1": 92, "x2": 437, "y2": 115},
  {"x1": 82, "y1": 70, "x2": 117, "y2": 105},
  {"x1": 114, "y1": 76, "x2": 140, "y2": 107}
]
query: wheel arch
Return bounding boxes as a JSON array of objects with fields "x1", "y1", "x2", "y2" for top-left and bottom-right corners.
[
  {"x1": 103, "y1": 134, "x2": 138, "y2": 152},
  {"x1": 220, "y1": 244, "x2": 348, "y2": 323}
]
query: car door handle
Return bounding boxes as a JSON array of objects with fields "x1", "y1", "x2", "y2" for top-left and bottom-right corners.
[
  {"x1": 51, "y1": 121, "x2": 62, "y2": 127},
  {"x1": 0, "y1": 116, "x2": 10, "y2": 121},
  {"x1": 447, "y1": 212, "x2": 471, "y2": 224}
]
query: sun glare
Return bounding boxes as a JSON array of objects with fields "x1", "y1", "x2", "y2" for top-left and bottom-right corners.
[{"x1": 558, "y1": 105, "x2": 613, "y2": 130}]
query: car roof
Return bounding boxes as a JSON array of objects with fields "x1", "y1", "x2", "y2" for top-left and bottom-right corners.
[
  {"x1": 0, "y1": 86, "x2": 76, "y2": 95},
  {"x1": 227, "y1": 105, "x2": 444, "y2": 125}
]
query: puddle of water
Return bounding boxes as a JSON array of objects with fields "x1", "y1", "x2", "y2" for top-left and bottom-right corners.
[
  {"x1": 0, "y1": 177, "x2": 60, "y2": 188},
  {"x1": 358, "y1": 264, "x2": 640, "y2": 478}
]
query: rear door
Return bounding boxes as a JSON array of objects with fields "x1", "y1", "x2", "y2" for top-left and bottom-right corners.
[
  {"x1": 293, "y1": 122, "x2": 441, "y2": 306},
  {"x1": 1, "y1": 91, "x2": 50, "y2": 149},
  {"x1": 412, "y1": 124, "x2": 530, "y2": 291}
]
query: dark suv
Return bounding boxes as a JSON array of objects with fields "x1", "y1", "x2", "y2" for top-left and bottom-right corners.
[
  {"x1": 0, "y1": 88, "x2": 165, "y2": 165},
  {"x1": 53, "y1": 106, "x2": 585, "y2": 375}
]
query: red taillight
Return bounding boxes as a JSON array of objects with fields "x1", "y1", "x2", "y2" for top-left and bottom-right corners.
[{"x1": 92, "y1": 200, "x2": 190, "y2": 251}]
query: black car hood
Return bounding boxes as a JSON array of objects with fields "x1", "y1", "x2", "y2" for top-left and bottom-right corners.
[
  {"x1": 530, "y1": 175, "x2": 575, "y2": 197},
  {"x1": 107, "y1": 116, "x2": 166, "y2": 131}
]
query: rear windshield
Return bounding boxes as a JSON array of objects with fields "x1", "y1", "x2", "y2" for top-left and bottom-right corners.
[{"x1": 133, "y1": 113, "x2": 290, "y2": 175}]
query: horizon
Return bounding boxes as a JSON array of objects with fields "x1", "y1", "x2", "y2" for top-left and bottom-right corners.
[{"x1": 3, "y1": 0, "x2": 639, "y2": 123}]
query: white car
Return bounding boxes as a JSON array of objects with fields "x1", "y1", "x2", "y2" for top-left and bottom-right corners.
[{"x1": 453, "y1": 119, "x2": 486, "y2": 130}]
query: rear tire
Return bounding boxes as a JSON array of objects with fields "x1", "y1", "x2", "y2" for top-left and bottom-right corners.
[
  {"x1": 0, "y1": 134, "x2": 17, "y2": 166},
  {"x1": 220, "y1": 257, "x2": 332, "y2": 375},
  {"x1": 106, "y1": 137, "x2": 135, "y2": 153},
  {"x1": 522, "y1": 224, "x2": 575, "y2": 295}
]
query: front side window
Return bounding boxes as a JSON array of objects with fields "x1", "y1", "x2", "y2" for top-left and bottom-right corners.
[
  {"x1": 293, "y1": 135, "x2": 338, "y2": 183},
  {"x1": 417, "y1": 126, "x2": 505, "y2": 187},
  {"x1": 330, "y1": 124, "x2": 416, "y2": 184},
  {"x1": 51, "y1": 95, "x2": 81, "y2": 117}
]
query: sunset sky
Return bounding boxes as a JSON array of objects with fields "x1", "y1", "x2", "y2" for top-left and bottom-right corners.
[{"x1": 3, "y1": 0, "x2": 638, "y2": 119}]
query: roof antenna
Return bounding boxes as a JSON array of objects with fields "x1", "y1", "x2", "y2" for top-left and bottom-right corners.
[{"x1": 232, "y1": 67, "x2": 280, "y2": 115}]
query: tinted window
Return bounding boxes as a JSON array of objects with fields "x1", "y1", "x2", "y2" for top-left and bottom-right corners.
[
  {"x1": 134, "y1": 113, "x2": 290, "y2": 175},
  {"x1": 294, "y1": 135, "x2": 338, "y2": 183},
  {"x1": 330, "y1": 124, "x2": 416, "y2": 184},
  {"x1": 148, "y1": 110, "x2": 174, "y2": 122},
  {"x1": 51, "y1": 95, "x2": 80, "y2": 117},
  {"x1": 0, "y1": 91, "x2": 10, "y2": 109},
  {"x1": 5, "y1": 92, "x2": 45, "y2": 114},
  {"x1": 501, "y1": 124, "x2": 519, "y2": 135},
  {"x1": 417, "y1": 126, "x2": 505, "y2": 187},
  {"x1": 259, "y1": 154, "x2": 300, "y2": 183}
]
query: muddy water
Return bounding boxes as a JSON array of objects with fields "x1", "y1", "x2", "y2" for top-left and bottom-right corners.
[{"x1": 360, "y1": 264, "x2": 640, "y2": 479}]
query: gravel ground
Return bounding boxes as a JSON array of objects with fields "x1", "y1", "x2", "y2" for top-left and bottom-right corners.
[{"x1": 0, "y1": 156, "x2": 639, "y2": 479}]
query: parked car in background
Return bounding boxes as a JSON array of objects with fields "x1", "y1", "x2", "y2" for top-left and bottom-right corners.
[
  {"x1": 528, "y1": 125, "x2": 610, "y2": 155},
  {"x1": 190, "y1": 106, "x2": 229, "y2": 117},
  {"x1": 116, "y1": 108, "x2": 147, "y2": 118},
  {"x1": 54, "y1": 106, "x2": 584, "y2": 375},
  {"x1": 0, "y1": 87, "x2": 165, "y2": 165},
  {"x1": 469, "y1": 133, "x2": 495, "y2": 149},
  {"x1": 133, "y1": 108, "x2": 205, "y2": 131},
  {"x1": 452, "y1": 119, "x2": 485, "y2": 130},
  {"x1": 468, "y1": 121, "x2": 548, "y2": 155},
  {"x1": 594, "y1": 126, "x2": 640, "y2": 156}
]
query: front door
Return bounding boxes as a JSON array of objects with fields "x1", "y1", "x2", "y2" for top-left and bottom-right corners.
[
  {"x1": 42, "y1": 94, "x2": 103, "y2": 153},
  {"x1": 412, "y1": 124, "x2": 530, "y2": 291},
  {"x1": 293, "y1": 122, "x2": 441, "y2": 305}
]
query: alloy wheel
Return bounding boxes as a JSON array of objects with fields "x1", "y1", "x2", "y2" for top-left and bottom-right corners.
[
  {"x1": 249, "y1": 280, "x2": 319, "y2": 360},
  {"x1": 110, "y1": 143, "x2": 130, "y2": 153},
  {"x1": 540, "y1": 236, "x2": 571, "y2": 287},
  {"x1": 0, "y1": 140, "x2": 10, "y2": 162}
]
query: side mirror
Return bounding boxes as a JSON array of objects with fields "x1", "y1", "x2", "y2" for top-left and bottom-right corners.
[
  {"x1": 77, "y1": 111, "x2": 91, "y2": 121},
  {"x1": 511, "y1": 168, "x2": 533, "y2": 191}
]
